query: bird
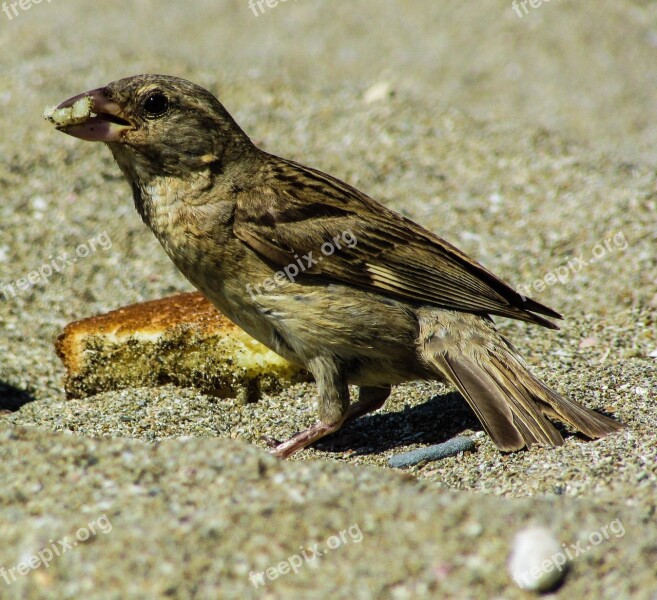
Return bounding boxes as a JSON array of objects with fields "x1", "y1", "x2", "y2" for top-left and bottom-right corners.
[{"x1": 47, "y1": 74, "x2": 624, "y2": 458}]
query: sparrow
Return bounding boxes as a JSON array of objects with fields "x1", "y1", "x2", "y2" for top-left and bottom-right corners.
[{"x1": 47, "y1": 74, "x2": 624, "y2": 458}]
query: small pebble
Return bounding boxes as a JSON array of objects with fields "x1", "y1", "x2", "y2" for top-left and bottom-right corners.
[
  {"x1": 508, "y1": 526, "x2": 567, "y2": 592},
  {"x1": 388, "y1": 436, "x2": 475, "y2": 468},
  {"x1": 363, "y1": 81, "x2": 392, "y2": 104},
  {"x1": 578, "y1": 336, "x2": 599, "y2": 349}
]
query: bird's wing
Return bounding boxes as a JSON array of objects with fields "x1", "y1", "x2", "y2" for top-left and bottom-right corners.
[{"x1": 233, "y1": 156, "x2": 561, "y2": 328}]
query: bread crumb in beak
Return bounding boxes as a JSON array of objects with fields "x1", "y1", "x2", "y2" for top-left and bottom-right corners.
[{"x1": 43, "y1": 96, "x2": 94, "y2": 126}]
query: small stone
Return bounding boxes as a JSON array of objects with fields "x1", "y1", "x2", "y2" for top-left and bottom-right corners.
[
  {"x1": 388, "y1": 436, "x2": 475, "y2": 468},
  {"x1": 363, "y1": 81, "x2": 392, "y2": 104},
  {"x1": 31, "y1": 196, "x2": 48, "y2": 211},
  {"x1": 463, "y1": 520, "x2": 483, "y2": 538},
  {"x1": 508, "y1": 526, "x2": 567, "y2": 592},
  {"x1": 578, "y1": 336, "x2": 599, "y2": 348}
]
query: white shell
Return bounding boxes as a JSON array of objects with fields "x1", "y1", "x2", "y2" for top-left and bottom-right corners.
[{"x1": 508, "y1": 526, "x2": 567, "y2": 592}]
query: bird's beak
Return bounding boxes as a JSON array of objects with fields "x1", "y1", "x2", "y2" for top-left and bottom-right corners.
[{"x1": 47, "y1": 87, "x2": 134, "y2": 142}]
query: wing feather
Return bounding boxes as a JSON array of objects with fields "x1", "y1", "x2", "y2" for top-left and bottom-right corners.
[{"x1": 233, "y1": 156, "x2": 561, "y2": 328}]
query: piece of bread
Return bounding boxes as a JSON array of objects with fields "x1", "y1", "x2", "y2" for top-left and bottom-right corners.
[
  {"x1": 43, "y1": 96, "x2": 93, "y2": 126},
  {"x1": 55, "y1": 291, "x2": 308, "y2": 401}
]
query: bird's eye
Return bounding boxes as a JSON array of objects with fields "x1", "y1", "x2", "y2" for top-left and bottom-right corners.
[{"x1": 142, "y1": 92, "x2": 169, "y2": 117}]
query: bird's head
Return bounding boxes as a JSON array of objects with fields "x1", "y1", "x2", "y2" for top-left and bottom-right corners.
[{"x1": 47, "y1": 74, "x2": 255, "y2": 181}]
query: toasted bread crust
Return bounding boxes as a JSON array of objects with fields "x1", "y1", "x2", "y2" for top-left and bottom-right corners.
[{"x1": 55, "y1": 292, "x2": 307, "y2": 400}]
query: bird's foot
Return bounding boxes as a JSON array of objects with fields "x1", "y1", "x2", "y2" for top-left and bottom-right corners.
[{"x1": 268, "y1": 421, "x2": 342, "y2": 459}]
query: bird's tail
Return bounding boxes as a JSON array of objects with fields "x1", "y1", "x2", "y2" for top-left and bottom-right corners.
[{"x1": 418, "y1": 311, "x2": 624, "y2": 450}]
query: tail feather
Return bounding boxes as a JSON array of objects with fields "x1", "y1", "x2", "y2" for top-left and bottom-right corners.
[
  {"x1": 423, "y1": 327, "x2": 625, "y2": 451},
  {"x1": 520, "y1": 369, "x2": 624, "y2": 440},
  {"x1": 435, "y1": 354, "x2": 525, "y2": 450},
  {"x1": 488, "y1": 355, "x2": 564, "y2": 446}
]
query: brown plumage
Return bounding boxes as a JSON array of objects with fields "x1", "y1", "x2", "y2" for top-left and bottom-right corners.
[{"x1": 48, "y1": 74, "x2": 624, "y2": 457}]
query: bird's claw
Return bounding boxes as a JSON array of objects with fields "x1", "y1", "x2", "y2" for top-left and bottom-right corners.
[{"x1": 260, "y1": 435, "x2": 282, "y2": 448}]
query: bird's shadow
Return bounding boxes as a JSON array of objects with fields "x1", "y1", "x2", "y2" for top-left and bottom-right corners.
[
  {"x1": 314, "y1": 391, "x2": 481, "y2": 455},
  {"x1": 314, "y1": 390, "x2": 593, "y2": 456},
  {"x1": 0, "y1": 382, "x2": 35, "y2": 413}
]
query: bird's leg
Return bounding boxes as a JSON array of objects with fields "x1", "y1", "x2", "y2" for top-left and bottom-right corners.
[
  {"x1": 344, "y1": 385, "x2": 391, "y2": 424},
  {"x1": 269, "y1": 356, "x2": 349, "y2": 458}
]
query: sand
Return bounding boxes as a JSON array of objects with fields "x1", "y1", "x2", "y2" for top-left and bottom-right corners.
[{"x1": 0, "y1": 1, "x2": 655, "y2": 598}]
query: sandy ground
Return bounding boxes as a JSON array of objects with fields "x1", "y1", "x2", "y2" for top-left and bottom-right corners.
[{"x1": 0, "y1": 1, "x2": 656, "y2": 598}]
